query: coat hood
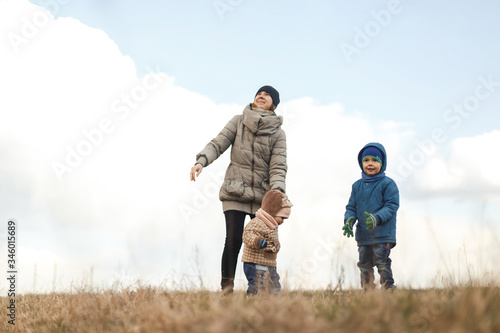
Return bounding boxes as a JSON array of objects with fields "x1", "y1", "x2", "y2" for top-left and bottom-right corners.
[
  {"x1": 242, "y1": 105, "x2": 283, "y2": 135},
  {"x1": 358, "y1": 142, "x2": 387, "y2": 173}
]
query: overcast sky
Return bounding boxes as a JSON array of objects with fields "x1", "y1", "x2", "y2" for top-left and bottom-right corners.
[{"x1": 0, "y1": 0, "x2": 499, "y2": 292}]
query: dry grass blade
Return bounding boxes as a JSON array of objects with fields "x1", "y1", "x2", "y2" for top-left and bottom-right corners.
[{"x1": 1, "y1": 285, "x2": 499, "y2": 332}]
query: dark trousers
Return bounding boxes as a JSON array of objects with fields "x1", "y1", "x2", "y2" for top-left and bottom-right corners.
[
  {"x1": 221, "y1": 210, "x2": 255, "y2": 292},
  {"x1": 357, "y1": 243, "x2": 395, "y2": 289},
  {"x1": 243, "y1": 262, "x2": 281, "y2": 295}
]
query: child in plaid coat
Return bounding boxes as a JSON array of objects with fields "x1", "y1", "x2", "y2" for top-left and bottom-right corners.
[{"x1": 242, "y1": 190, "x2": 292, "y2": 295}]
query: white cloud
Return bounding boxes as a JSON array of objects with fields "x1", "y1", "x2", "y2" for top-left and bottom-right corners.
[
  {"x1": 412, "y1": 130, "x2": 500, "y2": 198},
  {"x1": 451, "y1": 131, "x2": 500, "y2": 185}
]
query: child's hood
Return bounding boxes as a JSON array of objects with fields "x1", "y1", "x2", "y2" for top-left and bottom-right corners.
[{"x1": 357, "y1": 142, "x2": 387, "y2": 173}]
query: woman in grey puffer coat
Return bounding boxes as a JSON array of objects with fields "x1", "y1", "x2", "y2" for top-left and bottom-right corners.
[{"x1": 190, "y1": 85, "x2": 287, "y2": 293}]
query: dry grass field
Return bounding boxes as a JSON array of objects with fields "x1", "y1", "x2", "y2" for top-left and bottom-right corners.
[{"x1": 2, "y1": 283, "x2": 500, "y2": 333}]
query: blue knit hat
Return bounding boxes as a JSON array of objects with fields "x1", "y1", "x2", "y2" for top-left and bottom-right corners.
[
  {"x1": 255, "y1": 85, "x2": 280, "y2": 107},
  {"x1": 362, "y1": 146, "x2": 384, "y2": 167}
]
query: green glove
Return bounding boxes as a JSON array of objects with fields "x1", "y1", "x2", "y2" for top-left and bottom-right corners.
[
  {"x1": 364, "y1": 212, "x2": 377, "y2": 230},
  {"x1": 342, "y1": 217, "x2": 355, "y2": 237}
]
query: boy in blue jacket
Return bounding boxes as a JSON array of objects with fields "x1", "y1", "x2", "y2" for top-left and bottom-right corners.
[{"x1": 342, "y1": 142, "x2": 400, "y2": 290}]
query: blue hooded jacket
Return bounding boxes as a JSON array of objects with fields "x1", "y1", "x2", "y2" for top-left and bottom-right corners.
[{"x1": 344, "y1": 142, "x2": 400, "y2": 247}]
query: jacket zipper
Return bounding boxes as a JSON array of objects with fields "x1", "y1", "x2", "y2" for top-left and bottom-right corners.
[{"x1": 251, "y1": 133, "x2": 257, "y2": 200}]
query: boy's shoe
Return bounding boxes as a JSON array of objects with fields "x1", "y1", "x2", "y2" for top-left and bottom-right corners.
[{"x1": 361, "y1": 283, "x2": 377, "y2": 292}]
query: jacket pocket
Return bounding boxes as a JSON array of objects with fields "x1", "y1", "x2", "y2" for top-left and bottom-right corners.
[
  {"x1": 264, "y1": 251, "x2": 277, "y2": 260},
  {"x1": 224, "y1": 179, "x2": 245, "y2": 196},
  {"x1": 222, "y1": 164, "x2": 245, "y2": 197}
]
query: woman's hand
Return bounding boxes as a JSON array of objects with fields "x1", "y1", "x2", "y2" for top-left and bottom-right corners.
[{"x1": 190, "y1": 163, "x2": 203, "y2": 181}]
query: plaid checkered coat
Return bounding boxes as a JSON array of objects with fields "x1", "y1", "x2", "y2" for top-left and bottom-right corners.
[{"x1": 242, "y1": 217, "x2": 281, "y2": 267}]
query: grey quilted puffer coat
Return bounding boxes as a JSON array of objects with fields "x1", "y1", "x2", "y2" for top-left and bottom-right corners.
[{"x1": 196, "y1": 105, "x2": 287, "y2": 209}]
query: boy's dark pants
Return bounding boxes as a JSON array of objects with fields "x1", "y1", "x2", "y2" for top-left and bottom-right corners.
[
  {"x1": 243, "y1": 262, "x2": 281, "y2": 295},
  {"x1": 357, "y1": 243, "x2": 395, "y2": 289}
]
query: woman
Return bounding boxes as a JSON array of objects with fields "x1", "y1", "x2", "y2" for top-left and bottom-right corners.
[{"x1": 190, "y1": 85, "x2": 288, "y2": 293}]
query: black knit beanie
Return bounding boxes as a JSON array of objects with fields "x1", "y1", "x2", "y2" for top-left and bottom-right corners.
[{"x1": 255, "y1": 85, "x2": 280, "y2": 108}]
